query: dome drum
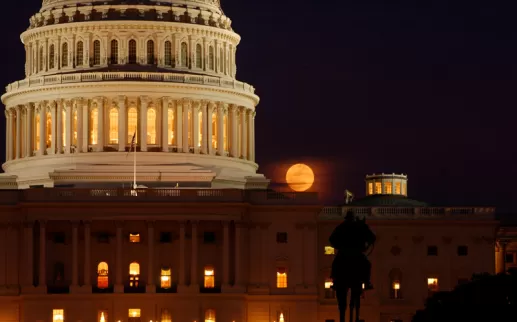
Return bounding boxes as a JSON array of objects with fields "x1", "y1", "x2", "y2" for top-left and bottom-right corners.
[{"x1": 365, "y1": 173, "x2": 408, "y2": 196}]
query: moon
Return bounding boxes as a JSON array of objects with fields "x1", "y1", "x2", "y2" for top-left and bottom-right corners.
[{"x1": 286, "y1": 163, "x2": 315, "y2": 192}]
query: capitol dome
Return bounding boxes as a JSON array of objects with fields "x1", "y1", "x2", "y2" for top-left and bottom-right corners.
[{"x1": 1, "y1": 0, "x2": 267, "y2": 189}]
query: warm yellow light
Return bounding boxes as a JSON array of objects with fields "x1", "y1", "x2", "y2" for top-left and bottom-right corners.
[
  {"x1": 324, "y1": 246, "x2": 335, "y2": 255},
  {"x1": 393, "y1": 282, "x2": 400, "y2": 290},
  {"x1": 100, "y1": 312, "x2": 106, "y2": 322},
  {"x1": 427, "y1": 278, "x2": 438, "y2": 285},
  {"x1": 129, "y1": 309, "x2": 141, "y2": 317},
  {"x1": 286, "y1": 163, "x2": 315, "y2": 192},
  {"x1": 324, "y1": 280, "x2": 333, "y2": 289},
  {"x1": 161, "y1": 276, "x2": 170, "y2": 282},
  {"x1": 205, "y1": 269, "x2": 214, "y2": 276},
  {"x1": 53, "y1": 309, "x2": 64, "y2": 322},
  {"x1": 129, "y1": 233, "x2": 140, "y2": 243},
  {"x1": 279, "y1": 313, "x2": 285, "y2": 322}
]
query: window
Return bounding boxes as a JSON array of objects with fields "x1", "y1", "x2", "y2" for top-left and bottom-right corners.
[
  {"x1": 212, "y1": 110, "x2": 217, "y2": 149},
  {"x1": 181, "y1": 42, "x2": 188, "y2": 66},
  {"x1": 375, "y1": 182, "x2": 382, "y2": 194},
  {"x1": 196, "y1": 44, "x2": 202, "y2": 68},
  {"x1": 385, "y1": 182, "x2": 392, "y2": 194},
  {"x1": 52, "y1": 232, "x2": 65, "y2": 244},
  {"x1": 46, "y1": 111, "x2": 52, "y2": 148},
  {"x1": 276, "y1": 232, "x2": 288, "y2": 243},
  {"x1": 129, "y1": 262, "x2": 140, "y2": 287},
  {"x1": 219, "y1": 48, "x2": 224, "y2": 71},
  {"x1": 147, "y1": 108, "x2": 156, "y2": 144},
  {"x1": 276, "y1": 267, "x2": 287, "y2": 288},
  {"x1": 203, "y1": 232, "x2": 216, "y2": 244},
  {"x1": 97, "y1": 262, "x2": 109, "y2": 288},
  {"x1": 324, "y1": 246, "x2": 335, "y2": 255},
  {"x1": 198, "y1": 109, "x2": 203, "y2": 147},
  {"x1": 98, "y1": 310, "x2": 108, "y2": 322},
  {"x1": 35, "y1": 113, "x2": 40, "y2": 147},
  {"x1": 109, "y1": 108, "x2": 118, "y2": 144},
  {"x1": 160, "y1": 268, "x2": 171, "y2": 288},
  {"x1": 110, "y1": 40, "x2": 118, "y2": 64},
  {"x1": 160, "y1": 232, "x2": 172, "y2": 243},
  {"x1": 89, "y1": 107, "x2": 98, "y2": 145},
  {"x1": 209, "y1": 46, "x2": 214, "y2": 70},
  {"x1": 204, "y1": 266, "x2": 215, "y2": 288},
  {"x1": 128, "y1": 107, "x2": 137, "y2": 143},
  {"x1": 164, "y1": 41, "x2": 172, "y2": 66},
  {"x1": 147, "y1": 40, "x2": 155, "y2": 64},
  {"x1": 128, "y1": 309, "x2": 141, "y2": 318},
  {"x1": 93, "y1": 40, "x2": 101, "y2": 66},
  {"x1": 129, "y1": 233, "x2": 140, "y2": 243},
  {"x1": 49, "y1": 44, "x2": 55, "y2": 69},
  {"x1": 427, "y1": 246, "x2": 438, "y2": 256},
  {"x1": 427, "y1": 277, "x2": 439, "y2": 293},
  {"x1": 395, "y1": 182, "x2": 401, "y2": 194},
  {"x1": 389, "y1": 268, "x2": 402, "y2": 299},
  {"x1": 223, "y1": 113, "x2": 228, "y2": 151},
  {"x1": 128, "y1": 39, "x2": 137, "y2": 64},
  {"x1": 368, "y1": 182, "x2": 373, "y2": 195},
  {"x1": 168, "y1": 107, "x2": 175, "y2": 144},
  {"x1": 53, "y1": 309, "x2": 64, "y2": 322},
  {"x1": 278, "y1": 312, "x2": 285, "y2": 322},
  {"x1": 39, "y1": 47, "x2": 44, "y2": 71},
  {"x1": 205, "y1": 309, "x2": 216, "y2": 322},
  {"x1": 324, "y1": 278, "x2": 335, "y2": 299},
  {"x1": 72, "y1": 109, "x2": 78, "y2": 146},
  {"x1": 61, "y1": 43, "x2": 68, "y2": 67},
  {"x1": 161, "y1": 309, "x2": 172, "y2": 322},
  {"x1": 391, "y1": 281, "x2": 401, "y2": 299},
  {"x1": 188, "y1": 110, "x2": 193, "y2": 147},
  {"x1": 76, "y1": 41, "x2": 83, "y2": 66},
  {"x1": 457, "y1": 245, "x2": 468, "y2": 256},
  {"x1": 62, "y1": 109, "x2": 66, "y2": 147}
]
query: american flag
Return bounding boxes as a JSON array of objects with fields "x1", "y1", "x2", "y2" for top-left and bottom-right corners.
[{"x1": 126, "y1": 130, "x2": 136, "y2": 157}]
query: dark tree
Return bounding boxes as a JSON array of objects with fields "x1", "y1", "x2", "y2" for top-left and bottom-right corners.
[{"x1": 412, "y1": 269, "x2": 517, "y2": 322}]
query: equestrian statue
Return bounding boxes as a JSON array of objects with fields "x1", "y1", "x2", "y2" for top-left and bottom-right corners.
[{"x1": 330, "y1": 210, "x2": 376, "y2": 322}]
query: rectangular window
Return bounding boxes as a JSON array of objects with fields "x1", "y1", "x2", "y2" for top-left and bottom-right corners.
[
  {"x1": 457, "y1": 245, "x2": 468, "y2": 256},
  {"x1": 385, "y1": 182, "x2": 392, "y2": 194},
  {"x1": 427, "y1": 246, "x2": 438, "y2": 256},
  {"x1": 368, "y1": 182, "x2": 373, "y2": 195},
  {"x1": 203, "y1": 232, "x2": 216, "y2": 244},
  {"x1": 324, "y1": 278, "x2": 335, "y2": 299},
  {"x1": 53, "y1": 309, "x2": 64, "y2": 322},
  {"x1": 129, "y1": 233, "x2": 140, "y2": 243},
  {"x1": 395, "y1": 182, "x2": 401, "y2": 194},
  {"x1": 324, "y1": 246, "x2": 335, "y2": 255},
  {"x1": 128, "y1": 309, "x2": 141, "y2": 318},
  {"x1": 160, "y1": 268, "x2": 171, "y2": 289},
  {"x1": 505, "y1": 253, "x2": 515, "y2": 263},
  {"x1": 160, "y1": 232, "x2": 172, "y2": 243},
  {"x1": 391, "y1": 281, "x2": 402, "y2": 299},
  {"x1": 276, "y1": 232, "x2": 288, "y2": 243},
  {"x1": 276, "y1": 267, "x2": 287, "y2": 288},
  {"x1": 204, "y1": 267, "x2": 215, "y2": 288},
  {"x1": 427, "y1": 277, "x2": 439, "y2": 293},
  {"x1": 161, "y1": 309, "x2": 172, "y2": 322},
  {"x1": 375, "y1": 182, "x2": 382, "y2": 194}
]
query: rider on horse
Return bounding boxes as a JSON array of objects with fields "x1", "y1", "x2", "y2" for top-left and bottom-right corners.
[{"x1": 329, "y1": 210, "x2": 376, "y2": 290}]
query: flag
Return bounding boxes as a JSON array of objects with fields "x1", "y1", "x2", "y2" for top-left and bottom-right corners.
[{"x1": 126, "y1": 130, "x2": 136, "y2": 158}]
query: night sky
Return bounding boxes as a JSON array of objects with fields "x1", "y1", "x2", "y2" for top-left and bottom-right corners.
[{"x1": 1, "y1": 1, "x2": 516, "y2": 211}]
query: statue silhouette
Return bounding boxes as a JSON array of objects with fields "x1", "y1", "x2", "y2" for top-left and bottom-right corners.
[{"x1": 330, "y1": 210, "x2": 376, "y2": 322}]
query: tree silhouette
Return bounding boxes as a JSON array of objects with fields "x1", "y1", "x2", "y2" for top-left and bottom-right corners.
[{"x1": 412, "y1": 269, "x2": 517, "y2": 322}]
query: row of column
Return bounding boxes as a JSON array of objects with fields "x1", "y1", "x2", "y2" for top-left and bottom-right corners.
[
  {"x1": 23, "y1": 220, "x2": 243, "y2": 291},
  {"x1": 5, "y1": 97, "x2": 256, "y2": 162}
]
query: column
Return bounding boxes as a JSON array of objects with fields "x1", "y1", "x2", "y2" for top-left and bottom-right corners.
[
  {"x1": 250, "y1": 111, "x2": 256, "y2": 162},
  {"x1": 206, "y1": 102, "x2": 214, "y2": 155},
  {"x1": 234, "y1": 222, "x2": 243, "y2": 287},
  {"x1": 247, "y1": 109, "x2": 253, "y2": 160},
  {"x1": 115, "y1": 222, "x2": 123, "y2": 292},
  {"x1": 176, "y1": 100, "x2": 183, "y2": 151},
  {"x1": 15, "y1": 107, "x2": 21, "y2": 159},
  {"x1": 71, "y1": 221, "x2": 79, "y2": 287},
  {"x1": 25, "y1": 104, "x2": 33, "y2": 157},
  {"x1": 179, "y1": 221, "x2": 186, "y2": 286},
  {"x1": 230, "y1": 105, "x2": 237, "y2": 157},
  {"x1": 25, "y1": 222, "x2": 34, "y2": 287},
  {"x1": 38, "y1": 105, "x2": 45, "y2": 156},
  {"x1": 39, "y1": 221, "x2": 46, "y2": 289},
  {"x1": 76, "y1": 99, "x2": 84, "y2": 152},
  {"x1": 56, "y1": 100, "x2": 63, "y2": 154},
  {"x1": 50, "y1": 102, "x2": 57, "y2": 154},
  {"x1": 161, "y1": 97, "x2": 168, "y2": 152},
  {"x1": 190, "y1": 221, "x2": 198, "y2": 287},
  {"x1": 6, "y1": 110, "x2": 12, "y2": 160},
  {"x1": 222, "y1": 221, "x2": 230, "y2": 287},
  {"x1": 64, "y1": 102, "x2": 72, "y2": 153},
  {"x1": 217, "y1": 104, "x2": 224, "y2": 156},
  {"x1": 240, "y1": 108, "x2": 247, "y2": 159},
  {"x1": 97, "y1": 97, "x2": 104, "y2": 151},
  {"x1": 182, "y1": 100, "x2": 189, "y2": 153},
  {"x1": 118, "y1": 96, "x2": 127, "y2": 152},
  {"x1": 146, "y1": 221, "x2": 155, "y2": 292},
  {"x1": 81, "y1": 99, "x2": 88, "y2": 152},
  {"x1": 140, "y1": 97, "x2": 148, "y2": 152},
  {"x1": 5, "y1": 111, "x2": 9, "y2": 161},
  {"x1": 83, "y1": 221, "x2": 91, "y2": 287},
  {"x1": 193, "y1": 101, "x2": 200, "y2": 153},
  {"x1": 201, "y1": 101, "x2": 208, "y2": 154}
]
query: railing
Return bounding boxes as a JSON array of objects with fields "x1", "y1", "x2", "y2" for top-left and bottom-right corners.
[
  {"x1": 319, "y1": 206, "x2": 496, "y2": 219},
  {"x1": 4, "y1": 72, "x2": 256, "y2": 95}
]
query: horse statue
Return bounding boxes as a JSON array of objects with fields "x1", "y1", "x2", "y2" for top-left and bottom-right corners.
[{"x1": 330, "y1": 211, "x2": 376, "y2": 322}]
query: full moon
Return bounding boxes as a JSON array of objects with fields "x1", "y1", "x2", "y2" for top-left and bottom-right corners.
[{"x1": 286, "y1": 163, "x2": 315, "y2": 192}]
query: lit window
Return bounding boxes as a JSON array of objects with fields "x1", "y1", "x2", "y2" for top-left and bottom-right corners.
[
  {"x1": 129, "y1": 233, "x2": 140, "y2": 243},
  {"x1": 391, "y1": 281, "x2": 401, "y2": 299},
  {"x1": 128, "y1": 107, "x2": 137, "y2": 143},
  {"x1": 147, "y1": 109, "x2": 156, "y2": 144},
  {"x1": 324, "y1": 279, "x2": 333, "y2": 289},
  {"x1": 128, "y1": 309, "x2": 141, "y2": 318},
  {"x1": 375, "y1": 182, "x2": 381, "y2": 194},
  {"x1": 279, "y1": 313, "x2": 285, "y2": 322},
  {"x1": 97, "y1": 262, "x2": 109, "y2": 289},
  {"x1": 324, "y1": 246, "x2": 335, "y2": 255},
  {"x1": 427, "y1": 277, "x2": 439, "y2": 292},
  {"x1": 205, "y1": 309, "x2": 216, "y2": 322},
  {"x1": 89, "y1": 107, "x2": 98, "y2": 145},
  {"x1": 204, "y1": 266, "x2": 215, "y2": 288},
  {"x1": 395, "y1": 182, "x2": 401, "y2": 194},
  {"x1": 161, "y1": 268, "x2": 171, "y2": 288},
  {"x1": 129, "y1": 262, "x2": 140, "y2": 287},
  {"x1": 385, "y1": 182, "x2": 392, "y2": 194},
  {"x1": 324, "y1": 278, "x2": 335, "y2": 299},
  {"x1": 368, "y1": 182, "x2": 373, "y2": 195},
  {"x1": 35, "y1": 113, "x2": 40, "y2": 148},
  {"x1": 168, "y1": 107, "x2": 175, "y2": 145},
  {"x1": 46, "y1": 111, "x2": 52, "y2": 148},
  {"x1": 161, "y1": 309, "x2": 172, "y2": 322},
  {"x1": 212, "y1": 111, "x2": 218, "y2": 149},
  {"x1": 276, "y1": 267, "x2": 287, "y2": 288},
  {"x1": 98, "y1": 311, "x2": 108, "y2": 322},
  {"x1": 198, "y1": 110, "x2": 203, "y2": 147},
  {"x1": 62, "y1": 109, "x2": 66, "y2": 147},
  {"x1": 109, "y1": 108, "x2": 118, "y2": 144},
  {"x1": 53, "y1": 309, "x2": 64, "y2": 322},
  {"x1": 72, "y1": 109, "x2": 78, "y2": 145}
]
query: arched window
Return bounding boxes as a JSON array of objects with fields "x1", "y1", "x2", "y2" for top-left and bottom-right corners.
[
  {"x1": 93, "y1": 40, "x2": 101, "y2": 66},
  {"x1": 389, "y1": 268, "x2": 402, "y2": 299},
  {"x1": 276, "y1": 267, "x2": 288, "y2": 288},
  {"x1": 147, "y1": 108, "x2": 156, "y2": 144},
  {"x1": 180, "y1": 42, "x2": 188, "y2": 67},
  {"x1": 46, "y1": 111, "x2": 52, "y2": 148},
  {"x1": 208, "y1": 46, "x2": 214, "y2": 70},
  {"x1": 39, "y1": 47, "x2": 44, "y2": 71},
  {"x1": 89, "y1": 107, "x2": 98, "y2": 145},
  {"x1": 195, "y1": 44, "x2": 202, "y2": 68},
  {"x1": 128, "y1": 107, "x2": 137, "y2": 143},
  {"x1": 211, "y1": 111, "x2": 217, "y2": 149},
  {"x1": 109, "y1": 108, "x2": 118, "y2": 144},
  {"x1": 129, "y1": 262, "x2": 140, "y2": 287},
  {"x1": 161, "y1": 309, "x2": 172, "y2": 322},
  {"x1": 110, "y1": 40, "x2": 118, "y2": 64},
  {"x1": 147, "y1": 40, "x2": 155, "y2": 64},
  {"x1": 97, "y1": 262, "x2": 109, "y2": 289},
  {"x1": 76, "y1": 41, "x2": 84, "y2": 66},
  {"x1": 35, "y1": 113, "x2": 40, "y2": 148},
  {"x1": 223, "y1": 113, "x2": 228, "y2": 152},
  {"x1": 160, "y1": 267, "x2": 171, "y2": 289},
  {"x1": 61, "y1": 43, "x2": 68, "y2": 67},
  {"x1": 168, "y1": 107, "x2": 175, "y2": 145},
  {"x1": 164, "y1": 41, "x2": 172, "y2": 66},
  {"x1": 49, "y1": 44, "x2": 55, "y2": 69},
  {"x1": 128, "y1": 39, "x2": 137, "y2": 64},
  {"x1": 203, "y1": 266, "x2": 215, "y2": 288},
  {"x1": 204, "y1": 309, "x2": 215, "y2": 322}
]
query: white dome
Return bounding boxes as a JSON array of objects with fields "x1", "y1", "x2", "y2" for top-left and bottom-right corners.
[{"x1": 41, "y1": 0, "x2": 222, "y2": 13}]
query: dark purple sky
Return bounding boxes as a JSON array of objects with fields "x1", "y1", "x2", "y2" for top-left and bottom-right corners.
[{"x1": 1, "y1": 0, "x2": 516, "y2": 210}]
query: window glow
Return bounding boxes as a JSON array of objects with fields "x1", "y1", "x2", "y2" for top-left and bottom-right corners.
[
  {"x1": 395, "y1": 182, "x2": 401, "y2": 194},
  {"x1": 35, "y1": 114, "x2": 40, "y2": 148},
  {"x1": 204, "y1": 267, "x2": 215, "y2": 288},
  {"x1": 109, "y1": 108, "x2": 118, "y2": 144},
  {"x1": 223, "y1": 113, "x2": 228, "y2": 151},
  {"x1": 128, "y1": 107, "x2": 138, "y2": 143},
  {"x1": 276, "y1": 268, "x2": 287, "y2": 288},
  {"x1": 62, "y1": 109, "x2": 66, "y2": 147},
  {"x1": 427, "y1": 277, "x2": 438, "y2": 292},
  {"x1": 128, "y1": 309, "x2": 141, "y2": 318},
  {"x1": 46, "y1": 111, "x2": 52, "y2": 148},
  {"x1": 147, "y1": 109, "x2": 156, "y2": 144},
  {"x1": 368, "y1": 182, "x2": 373, "y2": 195},
  {"x1": 129, "y1": 233, "x2": 140, "y2": 243},
  {"x1": 324, "y1": 246, "x2": 335, "y2": 255},
  {"x1": 324, "y1": 279, "x2": 333, "y2": 289},
  {"x1": 198, "y1": 110, "x2": 202, "y2": 147},
  {"x1": 375, "y1": 182, "x2": 382, "y2": 194},
  {"x1": 212, "y1": 112, "x2": 217, "y2": 149},
  {"x1": 385, "y1": 182, "x2": 392, "y2": 194},
  {"x1": 89, "y1": 107, "x2": 98, "y2": 145},
  {"x1": 53, "y1": 309, "x2": 64, "y2": 322},
  {"x1": 99, "y1": 311, "x2": 107, "y2": 322},
  {"x1": 279, "y1": 313, "x2": 285, "y2": 322},
  {"x1": 161, "y1": 268, "x2": 171, "y2": 288},
  {"x1": 168, "y1": 107, "x2": 175, "y2": 145},
  {"x1": 161, "y1": 309, "x2": 172, "y2": 322},
  {"x1": 129, "y1": 262, "x2": 140, "y2": 287},
  {"x1": 97, "y1": 262, "x2": 108, "y2": 289},
  {"x1": 205, "y1": 309, "x2": 215, "y2": 322}
]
